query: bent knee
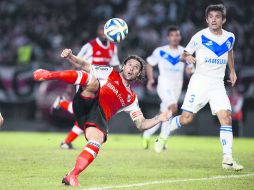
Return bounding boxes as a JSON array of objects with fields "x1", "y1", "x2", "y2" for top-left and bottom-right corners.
[
  {"x1": 217, "y1": 111, "x2": 232, "y2": 125},
  {"x1": 180, "y1": 112, "x2": 194, "y2": 125},
  {"x1": 85, "y1": 127, "x2": 105, "y2": 144}
]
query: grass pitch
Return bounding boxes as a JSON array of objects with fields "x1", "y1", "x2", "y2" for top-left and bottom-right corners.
[{"x1": 0, "y1": 132, "x2": 253, "y2": 190}]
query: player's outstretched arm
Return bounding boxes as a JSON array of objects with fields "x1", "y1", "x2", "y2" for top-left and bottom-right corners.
[
  {"x1": 61, "y1": 49, "x2": 91, "y2": 72},
  {"x1": 134, "y1": 111, "x2": 172, "y2": 131},
  {"x1": 0, "y1": 113, "x2": 4, "y2": 128},
  {"x1": 180, "y1": 51, "x2": 196, "y2": 65}
]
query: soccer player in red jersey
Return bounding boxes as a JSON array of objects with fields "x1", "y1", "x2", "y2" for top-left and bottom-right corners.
[
  {"x1": 34, "y1": 49, "x2": 172, "y2": 187},
  {"x1": 52, "y1": 23, "x2": 120, "y2": 149}
]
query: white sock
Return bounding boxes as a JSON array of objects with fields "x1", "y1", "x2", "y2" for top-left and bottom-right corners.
[
  {"x1": 159, "y1": 118, "x2": 172, "y2": 139},
  {"x1": 68, "y1": 102, "x2": 74, "y2": 114},
  {"x1": 143, "y1": 122, "x2": 161, "y2": 138},
  {"x1": 170, "y1": 115, "x2": 183, "y2": 133},
  {"x1": 220, "y1": 125, "x2": 233, "y2": 159}
]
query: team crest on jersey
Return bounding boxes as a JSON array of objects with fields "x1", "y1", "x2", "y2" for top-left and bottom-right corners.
[
  {"x1": 127, "y1": 94, "x2": 132, "y2": 102},
  {"x1": 226, "y1": 40, "x2": 231, "y2": 49},
  {"x1": 205, "y1": 40, "x2": 213, "y2": 46},
  {"x1": 96, "y1": 51, "x2": 101, "y2": 55}
]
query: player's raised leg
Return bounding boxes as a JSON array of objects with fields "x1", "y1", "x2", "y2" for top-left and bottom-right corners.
[
  {"x1": 62, "y1": 127, "x2": 104, "y2": 186},
  {"x1": 217, "y1": 110, "x2": 243, "y2": 171},
  {"x1": 33, "y1": 69, "x2": 92, "y2": 86}
]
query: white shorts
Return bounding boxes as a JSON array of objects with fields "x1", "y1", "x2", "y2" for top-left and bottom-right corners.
[
  {"x1": 157, "y1": 83, "x2": 182, "y2": 112},
  {"x1": 181, "y1": 74, "x2": 231, "y2": 115}
]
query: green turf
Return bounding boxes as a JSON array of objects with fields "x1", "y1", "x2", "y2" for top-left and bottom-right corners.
[{"x1": 0, "y1": 132, "x2": 253, "y2": 190}]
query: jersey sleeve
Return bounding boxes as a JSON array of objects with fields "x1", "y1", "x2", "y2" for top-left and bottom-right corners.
[
  {"x1": 184, "y1": 32, "x2": 201, "y2": 55},
  {"x1": 229, "y1": 33, "x2": 235, "y2": 51},
  {"x1": 109, "y1": 46, "x2": 120, "y2": 66},
  {"x1": 121, "y1": 97, "x2": 144, "y2": 121},
  {"x1": 77, "y1": 43, "x2": 93, "y2": 63},
  {"x1": 146, "y1": 48, "x2": 160, "y2": 66}
]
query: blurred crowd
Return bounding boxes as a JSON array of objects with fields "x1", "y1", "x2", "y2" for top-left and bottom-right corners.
[{"x1": 1, "y1": 0, "x2": 254, "y2": 70}]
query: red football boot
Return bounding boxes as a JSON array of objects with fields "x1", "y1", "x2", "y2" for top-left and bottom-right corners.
[
  {"x1": 33, "y1": 69, "x2": 51, "y2": 81},
  {"x1": 62, "y1": 173, "x2": 80, "y2": 187}
]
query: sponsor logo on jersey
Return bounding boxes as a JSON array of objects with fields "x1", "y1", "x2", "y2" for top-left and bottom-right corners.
[
  {"x1": 204, "y1": 57, "x2": 227, "y2": 64},
  {"x1": 107, "y1": 82, "x2": 126, "y2": 106}
]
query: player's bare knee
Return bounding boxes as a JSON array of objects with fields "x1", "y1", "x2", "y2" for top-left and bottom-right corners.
[
  {"x1": 85, "y1": 127, "x2": 104, "y2": 145},
  {"x1": 217, "y1": 110, "x2": 232, "y2": 125},
  {"x1": 180, "y1": 112, "x2": 194, "y2": 126}
]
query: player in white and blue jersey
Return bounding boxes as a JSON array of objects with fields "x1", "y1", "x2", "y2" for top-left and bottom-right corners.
[
  {"x1": 142, "y1": 26, "x2": 193, "y2": 153},
  {"x1": 168, "y1": 4, "x2": 243, "y2": 170}
]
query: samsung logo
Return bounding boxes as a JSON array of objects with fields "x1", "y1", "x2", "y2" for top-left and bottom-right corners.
[{"x1": 204, "y1": 57, "x2": 226, "y2": 64}]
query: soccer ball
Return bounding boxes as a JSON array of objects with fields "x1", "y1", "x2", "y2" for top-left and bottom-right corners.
[{"x1": 104, "y1": 18, "x2": 128, "y2": 43}]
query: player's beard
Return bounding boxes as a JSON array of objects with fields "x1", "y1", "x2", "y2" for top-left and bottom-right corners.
[{"x1": 121, "y1": 71, "x2": 136, "y2": 82}]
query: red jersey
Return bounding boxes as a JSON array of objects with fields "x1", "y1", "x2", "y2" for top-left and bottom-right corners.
[
  {"x1": 77, "y1": 38, "x2": 120, "y2": 67},
  {"x1": 92, "y1": 66, "x2": 143, "y2": 122}
]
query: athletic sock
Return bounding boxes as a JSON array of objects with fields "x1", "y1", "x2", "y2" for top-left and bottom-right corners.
[
  {"x1": 59, "y1": 100, "x2": 74, "y2": 114},
  {"x1": 143, "y1": 122, "x2": 161, "y2": 138},
  {"x1": 44, "y1": 70, "x2": 91, "y2": 85},
  {"x1": 64, "y1": 122, "x2": 83, "y2": 144},
  {"x1": 70, "y1": 140, "x2": 101, "y2": 176},
  {"x1": 170, "y1": 116, "x2": 183, "y2": 132},
  {"x1": 159, "y1": 118, "x2": 172, "y2": 139},
  {"x1": 220, "y1": 125, "x2": 233, "y2": 159}
]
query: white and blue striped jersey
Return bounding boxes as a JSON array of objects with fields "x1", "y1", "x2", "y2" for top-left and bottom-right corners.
[{"x1": 185, "y1": 28, "x2": 235, "y2": 79}]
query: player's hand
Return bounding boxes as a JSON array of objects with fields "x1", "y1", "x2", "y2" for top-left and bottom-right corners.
[
  {"x1": 0, "y1": 113, "x2": 4, "y2": 128},
  {"x1": 61, "y1": 49, "x2": 73, "y2": 59},
  {"x1": 158, "y1": 110, "x2": 172, "y2": 122},
  {"x1": 185, "y1": 63, "x2": 195, "y2": 74},
  {"x1": 146, "y1": 79, "x2": 155, "y2": 91},
  {"x1": 227, "y1": 71, "x2": 237, "y2": 87},
  {"x1": 186, "y1": 55, "x2": 196, "y2": 64}
]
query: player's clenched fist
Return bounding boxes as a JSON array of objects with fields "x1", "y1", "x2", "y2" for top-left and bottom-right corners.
[{"x1": 61, "y1": 49, "x2": 73, "y2": 58}]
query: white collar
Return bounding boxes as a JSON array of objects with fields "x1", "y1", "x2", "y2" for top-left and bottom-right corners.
[{"x1": 96, "y1": 37, "x2": 110, "y2": 49}]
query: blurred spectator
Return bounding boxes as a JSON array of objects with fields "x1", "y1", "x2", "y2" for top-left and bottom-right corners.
[
  {"x1": 229, "y1": 88, "x2": 244, "y2": 137},
  {"x1": 1, "y1": 0, "x2": 253, "y2": 68}
]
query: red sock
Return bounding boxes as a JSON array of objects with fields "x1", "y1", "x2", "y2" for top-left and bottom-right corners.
[
  {"x1": 64, "y1": 122, "x2": 83, "y2": 144},
  {"x1": 59, "y1": 100, "x2": 73, "y2": 114},
  {"x1": 47, "y1": 70, "x2": 90, "y2": 85},
  {"x1": 70, "y1": 141, "x2": 101, "y2": 176}
]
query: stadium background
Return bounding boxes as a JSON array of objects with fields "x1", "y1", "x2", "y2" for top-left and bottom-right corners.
[{"x1": 0, "y1": 0, "x2": 254, "y2": 137}]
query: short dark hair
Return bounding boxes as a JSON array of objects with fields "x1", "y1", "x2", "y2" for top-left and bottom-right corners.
[
  {"x1": 205, "y1": 4, "x2": 226, "y2": 19},
  {"x1": 167, "y1": 25, "x2": 180, "y2": 35},
  {"x1": 122, "y1": 55, "x2": 146, "y2": 81}
]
